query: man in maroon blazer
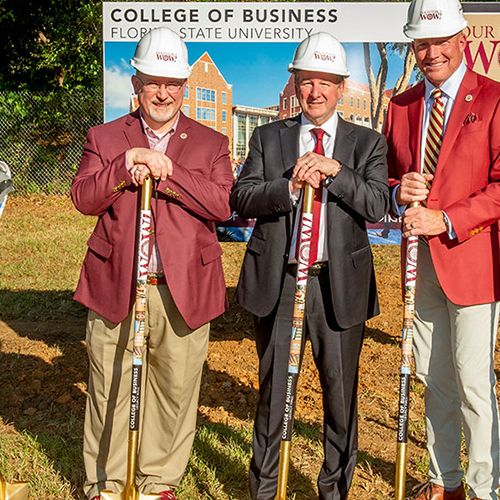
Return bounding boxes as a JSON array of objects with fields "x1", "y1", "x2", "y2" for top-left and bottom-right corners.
[
  {"x1": 384, "y1": 1, "x2": 500, "y2": 499},
  {"x1": 71, "y1": 28, "x2": 233, "y2": 500}
]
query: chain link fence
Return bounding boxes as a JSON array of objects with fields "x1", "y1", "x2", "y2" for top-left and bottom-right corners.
[{"x1": 0, "y1": 89, "x2": 103, "y2": 195}]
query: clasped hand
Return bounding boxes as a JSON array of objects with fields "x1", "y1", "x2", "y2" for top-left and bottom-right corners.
[
  {"x1": 398, "y1": 172, "x2": 446, "y2": 238},
  {"x1": 127, "y1": 148, "x2": 173, "y2": 186},
  {"x1": 290, "y1": 151, "x2": 341, "y2": 191}
]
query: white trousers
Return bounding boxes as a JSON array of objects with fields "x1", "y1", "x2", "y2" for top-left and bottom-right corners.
[{"x1": 413, "y1": 240, "x2": 500, "y2": 500}]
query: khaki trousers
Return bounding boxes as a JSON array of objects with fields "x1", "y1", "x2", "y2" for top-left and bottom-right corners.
[
  {"x1": 83, "y1": 284, "x2": 209, "y2": 498},
  {"x1": 414, "y1": 240, "x2": 500, "y2": 500}
]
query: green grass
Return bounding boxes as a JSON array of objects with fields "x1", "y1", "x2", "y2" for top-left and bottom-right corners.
[
  {"x1": 0, "y1": 416, "x2": 324, "y2": 500},
  {"x1": 0, "y1": 196, "x2": 425, "y2": 500},
  {"x1": 0, "y1": 197, "x2": 93, "y2": 321},
  {"x1": 413, "y1": 452, "x2": 430, "y2": 477},
  {"x1": 0, "y1": 430, "x2": 80, "y2": 499},
  {"x1": 0, "y1": 197, "x2": 328, "y2": 500}
]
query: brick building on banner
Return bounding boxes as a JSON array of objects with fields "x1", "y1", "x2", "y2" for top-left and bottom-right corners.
[{"x1": 182, "y1": 51, "x2": 234, "y2": 148}]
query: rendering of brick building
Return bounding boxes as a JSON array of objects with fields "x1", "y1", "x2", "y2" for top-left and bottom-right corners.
[
  {"x1": 279, "y1": 75, "x2": 302, "y2": 121},
  {"x1": 183, "y1": 52, "x2": 233, "y2": 147}
]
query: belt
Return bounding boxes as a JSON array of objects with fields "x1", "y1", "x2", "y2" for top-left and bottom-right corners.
[
  {"x1": 147, "y1": 273, "x2": 166, "y2": 285},
  {"x1": 287, "y1": 261, "x2": 328, "y2": 278}
]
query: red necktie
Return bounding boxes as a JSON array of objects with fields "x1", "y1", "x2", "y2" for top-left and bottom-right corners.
[{"x1": 308, "y1": 128, "x2": 325, "y2": 265}]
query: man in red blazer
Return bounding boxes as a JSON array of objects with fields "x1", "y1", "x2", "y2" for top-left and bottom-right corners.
[
  {"x1": 384, "y1": 1, "x2": 500, "y2": 499},
  {"x1": 71, "y1": 28, "x2": 233, "y2": 500}
]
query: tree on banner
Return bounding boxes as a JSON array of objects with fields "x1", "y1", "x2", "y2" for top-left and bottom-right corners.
[{"x1": 363, "y1": 42, "x2": 416, "y2": 129}]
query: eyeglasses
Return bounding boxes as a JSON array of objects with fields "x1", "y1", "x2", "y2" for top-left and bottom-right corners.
[{"x1": 137, "y1": 77, "x2": 185, "y2": 94}]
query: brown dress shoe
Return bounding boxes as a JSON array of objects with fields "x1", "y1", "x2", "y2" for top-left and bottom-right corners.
[{"x1": 406, "y1": 482, "x2": 465, "y2": 500}]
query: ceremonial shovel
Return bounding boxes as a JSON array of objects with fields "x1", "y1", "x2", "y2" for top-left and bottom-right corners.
[
  {"x1": 274, "y1": 184, "x2": 315, "y2": 500},
  {"x1": 395, "y1": 202, "x2": 419, "y2": 500},
  {"x1": 101, "y1": 177, "x2": 161, "y2": 500},
  {"x1": 0, "y1": 471, "x2": 28, "y2": 500}
]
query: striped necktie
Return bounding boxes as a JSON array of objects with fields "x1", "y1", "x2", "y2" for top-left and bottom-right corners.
[{"x1": 422, "y1": 88, "x2": 445, "y2": 202}]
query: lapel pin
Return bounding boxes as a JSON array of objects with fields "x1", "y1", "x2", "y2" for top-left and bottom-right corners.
[
  {"x1": 180, "y1": 133, "x2": 187, "y2": 139},
  {"x1": 465, "y1": 94, "x2": 473, "y2": 102}
]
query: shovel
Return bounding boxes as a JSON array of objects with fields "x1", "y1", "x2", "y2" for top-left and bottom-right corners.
[
  {"x1": 274, "y1": 184, "x2": 315, "y2": 500},
  {"x1": 394, "y1": 201, "x2": 420, "y2": 500},
  {"x1": 101, "y1": 177, "x2": 161, "y2": 500},
  {"x1": 0, "y1": 470, "x2": 28, "y2": 500}
]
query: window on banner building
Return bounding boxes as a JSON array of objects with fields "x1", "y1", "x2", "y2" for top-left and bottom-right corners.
[
  {"x1": 249, "y1": 115, "x2": 259, "y2": 137},
  {"x1": 236, "y1": 113, "x2": 247, "y2": 159},
  {"x1": 197, "y1": 107, "x2": 216, "y2": 122},
  {"x1": 197, "y1": 88, "x2": 216, "y2": 102},
  {"x1": 196, "y1": 86, "x2": 216, "y2": 126}
]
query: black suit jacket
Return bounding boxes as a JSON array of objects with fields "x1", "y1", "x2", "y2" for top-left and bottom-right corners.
[{"x1": 231, "y1": 114, "x2": 390, "y2": 330}]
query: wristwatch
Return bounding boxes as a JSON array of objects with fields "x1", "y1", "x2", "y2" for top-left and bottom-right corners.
[{"x1": 324, "y1": 162, "x2": 342, "y2": 186}]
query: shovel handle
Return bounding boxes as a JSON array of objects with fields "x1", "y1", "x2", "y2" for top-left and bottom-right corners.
[
  {"x1": 395, "y1": 201, "x2": 420, "y2": 500},
  {"x1": 275, "y1": 184, "x2": 316, "y2": 500}
]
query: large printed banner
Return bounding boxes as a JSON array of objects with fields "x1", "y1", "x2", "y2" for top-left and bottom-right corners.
[{"x1": 103, "y1": 2, "x2": 500, "y2": 244}]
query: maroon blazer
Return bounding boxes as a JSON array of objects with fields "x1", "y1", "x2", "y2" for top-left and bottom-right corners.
[
  {"x1": 384, "y1": 68, "x2": 500, "y2": 305},
  {"x1": 71, "y1": 111, "x2": 233, "y2": 329}
]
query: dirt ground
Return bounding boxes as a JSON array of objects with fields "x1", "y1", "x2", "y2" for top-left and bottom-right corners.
[{"x1": 2, "y1": 228, "x2": 494, "y2": 498}]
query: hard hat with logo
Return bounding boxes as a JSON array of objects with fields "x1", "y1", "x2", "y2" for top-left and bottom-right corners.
[
  {"x1": 288, "y1": 32, "x2": 350, "y2": 78},
  {"x1": 130, "y1": 27, "x2": 191, "y2": 78},
  {"x1": 404, "y1": 0, "x2": 467, "y2": 39}
]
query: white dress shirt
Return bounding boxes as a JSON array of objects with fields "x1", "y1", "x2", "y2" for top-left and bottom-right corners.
[
  {"x1": 134, "y1": 111, "x2": 180, "y2": 274},
  {"x1": 289, "y1": 113, "x2": 338, "y2": 263}
]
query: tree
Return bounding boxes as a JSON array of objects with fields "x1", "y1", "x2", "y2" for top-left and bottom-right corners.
[
  {"x1": 0, "y1": 0, "x2": 102, "y2": 91},
  {"x1": 363, "y1": 42, "x2": 416, "y2": 130}
]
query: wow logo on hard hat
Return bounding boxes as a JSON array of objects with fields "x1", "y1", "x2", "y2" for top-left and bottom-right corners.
[
  {"x1": 313, "y1": 51, "x2": 336, "y2": 64},
  {"x1": 404, "y1": 0, "x2": 467, "y2": 39},
  {"x1": 156, "y1": 52, "x2": 178, "y2": 63},
  {"x1": 420, "y1": 10, "x2": 443, "y2": 21}
]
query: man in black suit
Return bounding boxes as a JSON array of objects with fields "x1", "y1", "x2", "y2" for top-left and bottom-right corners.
[{"x1": 231, "y1": 32, "x2": 390, "y2": 500}]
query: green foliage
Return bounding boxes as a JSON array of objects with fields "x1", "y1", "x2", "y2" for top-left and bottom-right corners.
[
  {"x1": 0, "y1": 0, "x2": 102, "y2": 91},
  {"x1": 0, "y1": 88, "x2": 102, "y2": 194}
]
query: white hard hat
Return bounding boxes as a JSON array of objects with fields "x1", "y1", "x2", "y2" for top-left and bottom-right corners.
[
  {"x1": 404, "y1": 0, "x2": 467, "y2": 39},
  {"x1": 288, "y1": 32, "x2": 350, "y2": 78},
  {"x1": 130, "y1": 27, "x2": 191, "y2": 79}
]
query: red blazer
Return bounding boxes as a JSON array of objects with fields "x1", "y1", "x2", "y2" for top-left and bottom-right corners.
[
  {"x1": 71, "y1": 111, "x2": 233, "y2": 329},
  {"x1": 384, "y1": 68, "x2": 500, "y2": 306}
]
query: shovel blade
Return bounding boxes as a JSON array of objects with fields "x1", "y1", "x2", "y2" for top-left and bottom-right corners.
[
  {"x1": 101, "y1": 490, "x2": 162, "y2": 500},
  {"x1": 0, "y1": 478, "x2": 29, "y2": 500},
  {"x1": 101, "y1": 491, "x2": 126, "y2": 500}
]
